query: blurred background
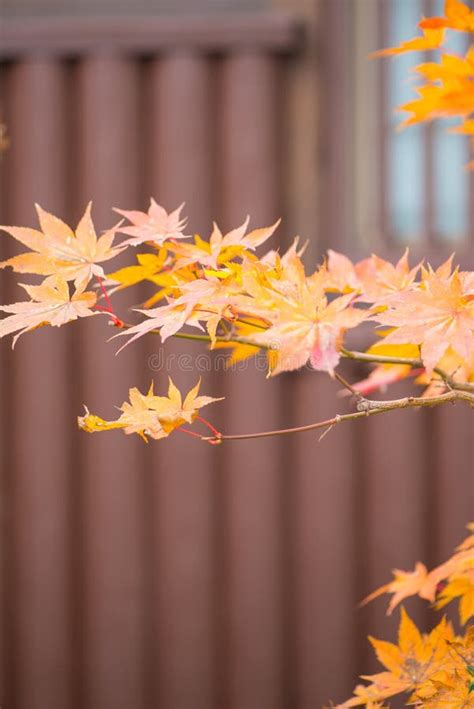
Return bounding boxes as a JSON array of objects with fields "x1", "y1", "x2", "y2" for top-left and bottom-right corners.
[{"x1": 0, "y1": 0, "x2": 473, "y2": 708}]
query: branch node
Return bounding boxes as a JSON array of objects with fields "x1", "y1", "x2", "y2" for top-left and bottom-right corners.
[{"x1": 356, "y1": 399, "x2": 371, "y2": 413}]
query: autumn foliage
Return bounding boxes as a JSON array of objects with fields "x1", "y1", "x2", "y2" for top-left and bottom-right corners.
[
  {"x1": 335, "y1": 523, "x2": 474, "y2": 708},
  {"x1": 0, "y1": 0, "x2": 473, "y2": 706}
]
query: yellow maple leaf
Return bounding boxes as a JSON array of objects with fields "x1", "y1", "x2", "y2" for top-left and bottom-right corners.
[
  {"x1": 78, "y1": 378, "x2": 223, "y2": 442},
  {"x1": 171, "y1": 218, "x2": 280, "y2": 270},
  {"x1": 106, "y1": 250, "x2": 169, "y2": 291}
]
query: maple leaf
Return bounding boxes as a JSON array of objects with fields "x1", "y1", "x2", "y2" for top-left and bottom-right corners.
[
  {"x1": 401, "y1": 83, "x2": 474, "y2": 126},
  {"x1": 346, "y1": 342, "x2": 422, "y2": 396},
  {"x1": 415, "y1": 348, "x2": 474, "y2": 397},
  {"x1": 415, "y1": 51, "x2": 474, "y2": 84},
  {"x1": 399, "y1": 47, "x2": 474, "y2": 127},
  {"x1": 170, "y1": 277, "x2": 241, "y2": 345},
  {"x1": 436, "y1": 573, "x2": 474, "y2": 625},
  {"x1": 446, "y1": 625, "x2": 474, "y2": 666},
  {"x1": 113, "y1": 301, "x2": 202, "y2": 352},
  {"x1": 105, "y1": 250, "x2": 169, "y2": 292},
  {"x1": 242, "y1": 256, "x2": 369, "y2": 375},
  {"x1": 346, "y1": 363, "x2": 415, "y2": 396},
  {"x1": 326, "y1": 250, "x2": 362, "y2": 293},
  {"x1": 374, "y1": 260, "x2": 474, "y2": 375},
  {"x1": 419, "y1": 0, "x2": 474, "y2": 33},
  {"x1": 260, "y1": 236, "x2": 307, "y2": 270},
  {"x1": 0, "y1": 274, "x2": 97, "y2": 347},
  {"x1": 112, "y1": 271, "x2": 240, "y2": 351},
  {"x1": 361, "y1": 562, "x2": 430, "y2": 615},
  {"x1": 358, "y1": 250, "x2": 422, "y2": 302},
  {"x1": 114, "y1": 200, "x2": 189, "y2": 247},
  {"x1": 326, "y1": 249, "x2": 420, "y2": 301},
  {"x1": 0, "y1": 203, "x2": 125, "y2": 289},
  {"x1": 338, "y1": 610, "x2": 454, "y2": 708},
  {"x1": 372, "y1": 27, "x2": 445, "y2": 57},
  {"x1": 362, "y1": 523, "x2": 474, "y2": 625},
  {"x1": 451, "y1": 118, "x2": 474, "y2": 135},
  {"x1": 78, "y1": 378, "x2": 223, "y2": 441},
  {"x1": 410, "y1": 668, "x2": 474, "y2": 708},
  {"x1": 171, "y1": 217, "x2": 280, "y2": 270}
]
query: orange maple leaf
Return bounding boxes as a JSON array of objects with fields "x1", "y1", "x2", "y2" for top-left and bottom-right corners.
[
  {"x1": 361, "y1": 562, "x2": 430, "y2": 614},
  {"x1": 436, "y1": 573, "x2": 474, "y2": 625},
  {"x1": 451, "y1": 118, "x2": 474, "y2": 134},
  {"x1": 361, "y1": 523, "x2": 474, "y2": 625},
  {"x1": 336, "y1": 610, "x2": 454, "y2": 708},
  {"x1": 372, "y1": 27, "x2": 445, "y2": 57},
  {"x1": 415, "y1": 50, "x2": 474, "y2": 84},
  {"x1": 419, "y1": 0, "x2": 474, "y2": 33},
  {"x1": 411, "y1": 668, "x2": 474, "y2": 708},
  {"x1": 400, "y1": 82, "x2": 474, "y2": 127}
]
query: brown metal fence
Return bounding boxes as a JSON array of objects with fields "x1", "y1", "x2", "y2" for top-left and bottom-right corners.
[{"x1": 0, "y1": 9, "x2": 473, "y2": 709}]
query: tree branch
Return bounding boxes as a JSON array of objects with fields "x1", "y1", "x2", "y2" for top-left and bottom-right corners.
[{"x1": 204, "y1": 388, "x2": 474, "y2": 443}]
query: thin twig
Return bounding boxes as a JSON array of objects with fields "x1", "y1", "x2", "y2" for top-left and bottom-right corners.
[
  {"x1": 119, "y1": 322, "x2": 272, "y2": 349},
  {"x1": 333, "y1": 370, "x2": 363, "y2": 400},
  {"x1": 341, "y1": 348, "x2": 474, "y2": 393}
]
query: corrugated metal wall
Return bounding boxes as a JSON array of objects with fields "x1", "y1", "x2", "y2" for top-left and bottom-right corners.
[{"x1": 0, "y1": 10, "x2": 473, "y2": 709}]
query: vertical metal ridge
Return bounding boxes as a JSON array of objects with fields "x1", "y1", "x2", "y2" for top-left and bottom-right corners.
[
  {"x1": 145, "y1": 52, "x2": 218, "y2": 709},
  {"x1": 73, "y1": 55, "x2": 147, "y2": 709},
  {"x1": 289, "y1": 370, "x2": 358, "y2": 707},
  {"x1": 317, "y1": 0, "x2": 353, "y2": 253},
  {"x1": 217, "y1": 51, "x2": 285, "y2": 709},
  {"x1": 358, "y1": 392, "x2": 431, "y2": 676},
  {"x1": 432, "y1": 405, "x2": 473, "y2": 563},
  {"x1": 3, "y1": 59, "x2": 74, "y2": 709}
]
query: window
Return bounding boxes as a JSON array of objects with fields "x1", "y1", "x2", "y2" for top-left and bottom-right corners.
[{"x1": 350, "y1": 0, "x2": 472, "y2": 249}]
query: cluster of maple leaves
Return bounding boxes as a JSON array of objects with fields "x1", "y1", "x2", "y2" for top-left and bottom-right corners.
[
  {"x1": 331, "y1": 523, "x2": 474, "y2": 709},
  {"x1": 374, "y1": 0, "x2": 474, "y2": 159},
  {"x1": 0, "y1": 198, "x2": 473, "y2": 442}
]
